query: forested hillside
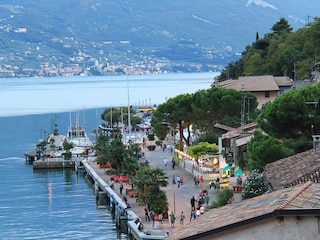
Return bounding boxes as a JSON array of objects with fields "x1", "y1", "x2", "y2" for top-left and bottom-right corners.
[{"x1": 217, "y1": 17, "x2": 320, "y2": 81}]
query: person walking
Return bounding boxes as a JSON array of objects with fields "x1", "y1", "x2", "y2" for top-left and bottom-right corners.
[
  {"x1": 179, "y1": 211, "x2": 185, "y2": 225},
  {"x1": 199, "y1": 175, "x2": 203, "y2": 187},
  {"x1": 172, "y1": 159, "x2": 176, "y2": 169},
  {"x1": 144, "y1": 207, "x2": 150, "y2": 221},
  {"x1": 176, "y1": 176, "x2": 181, "y2": 188},
  {"x1": 180, "y1": 176, "x2": 184, "y2": 187},
  {"x1": 169, "y1": 211, "x2": 175, "y2": 227},
  {"x1": 119, "y1": 182, "x2": 123, "y2": 195},
  {"x1": 163, "y1": 157, "x2": 168, "y2": 168},
  {"x1": 190, "y1": 209, "x2": 196, "y2": 222},
  {"x1": 205, "y1": 194, "x2": 209, "y2": 206},
  {"x1": 150, "y1": 212, "x2": 155, "y2": 228},
  {"x1": 108, "y1": 178, "x2": 115, "y2": 190},
  {"x1": 190, "y1": 195, "x2": 196, "y2": 210}
]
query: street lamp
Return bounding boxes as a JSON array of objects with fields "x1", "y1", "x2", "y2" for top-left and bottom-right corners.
[
  {"x1": 173, "y1": 186, "x2": 176, "y2": 216},
  {"x1": 309, "y1": 114, "x2": 314, "y2": 135}
]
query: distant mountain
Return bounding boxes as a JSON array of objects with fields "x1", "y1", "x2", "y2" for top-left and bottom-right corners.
[{"x1": 0, "y1": 0, "x2": 318, "y2": 77}]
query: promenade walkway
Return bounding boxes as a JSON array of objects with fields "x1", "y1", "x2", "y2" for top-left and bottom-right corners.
[{"x1": 87, "y1": 140, "x2": 218, "y2": 236}]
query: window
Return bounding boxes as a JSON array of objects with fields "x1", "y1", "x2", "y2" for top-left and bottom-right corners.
[{"x1": 265, "y1": 91, "x2": 270, "y2": 98}]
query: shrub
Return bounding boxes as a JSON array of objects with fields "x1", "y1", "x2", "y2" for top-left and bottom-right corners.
[
  {"x1": 242, "y1": 169, "x2": 269, "y2": 200},
  {"x1": 104, "y1": 168, "x2": 116, "y2": 175},
  {"x1": 172, "y1": 156, "x2": 181, "y2": 165},
  {"x1": 155, "y1": 140, "x2": 162, "y2": 146},
  {"x1": 148, "y1": 133, "x2": 155, "y2": 141},
  {"x1": 207, "y1": 189, "x2": 233, "y2": 209},
  {"x1": 147, "y1": 145, "x2": 156, "y2": 151}
]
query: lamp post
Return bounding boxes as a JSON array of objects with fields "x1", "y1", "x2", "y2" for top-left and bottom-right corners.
[
  {"x1": 173, "y1": 186, "x2": 176, "y2": 216},
  {"x1": 309, "y1": 114, "x2": 314, "y2": 136}
]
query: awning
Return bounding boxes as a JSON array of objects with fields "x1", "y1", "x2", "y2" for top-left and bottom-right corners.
[
  {"x1": 222, "y1": 165, "x2": 233, "y2": 172},
  {"x1": 235, "y1": 169, "x2": 243, "y2": 176}
]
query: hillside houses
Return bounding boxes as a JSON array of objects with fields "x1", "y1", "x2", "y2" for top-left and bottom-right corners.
[{"x1": 214, "y1": 75, "x2": 294, "y2": 109}]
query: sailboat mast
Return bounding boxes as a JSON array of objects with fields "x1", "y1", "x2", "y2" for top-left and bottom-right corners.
[{"x1": 127, "y1": 77, "x2": 131, "y2": 141}]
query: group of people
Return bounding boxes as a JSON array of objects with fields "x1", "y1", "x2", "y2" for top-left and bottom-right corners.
[
  {"x1": 176, "y1": 175, "x2": 184, "y2": 187},
  {"x1": 189, "y1": 189, "x2": 209, "y2": 222},
  {"x1": 209, "y1": 178, "x2": 220, "y2": 192},
  {"x1": 163, "y1": 157, "x2": 176, "y2": 169},
  {"x1": 144, "y1": 207, "x2": 164, "y2": 228},
  {"x1": 193, "y1": 175, "x2": 204, "y2": 187},
  {"x1": 162, "y1": 143, "x2": 173, "y2": 154}
]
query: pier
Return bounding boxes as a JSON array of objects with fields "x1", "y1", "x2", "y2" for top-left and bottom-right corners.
[{"x1": 82, "y1": 159, "x2": 166, "y2": 240}]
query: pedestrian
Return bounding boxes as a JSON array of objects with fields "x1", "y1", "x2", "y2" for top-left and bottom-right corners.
[
  {"x1": 205, "y1": 194, "x2": 209, "y2": 206},
  {"x1": 180, "y1": 176, "x2": 184, "y2": 187},
  {"x1": 199, "y1": 175, "x2": 203, "y2": 187},
  {"x1": 172, "y1": 159, "x2": 175, "y2": 169},
  {"x1": 190, "y1": 195, "x2": 196, "y2": 210},
  {"x1": 195, "y1": 175, "x2": 200, "y2": 186},
  {"x1": 158, "y1": 212, "x2": 163, "y2": 225},
  {"x1": 179, "y1": 211, "x2": 185, "y2": 225},
  {"x1": 190, "y1": 209, "x2": 196, "y2": 222},
  {"x1": 150, "y1": 212, "x2": 155, "y2": 228},
  {"x1": 169, "y1": 211, "x2": 175, "y2": 227},
  {"x1": 154, "y1": 214, "x2": 159, "y2": 228},
  {"x1": 109, "y1": 178, "x2": 114, "y2": 190},
  {"x1": 144, "y1": 207, "x2": 150, "y2": 221},
  {"x1": 176, "y1": 176, "x2": 181, "y2": 188},
  {"x1": 119, "y1": 182, "x2": 123, "y2": 195},
  {"x1": 163, "y1": 157, "x2": 168, "y2": 168},
  {"x1": 215, "y1": 178, "x2": 220, "y2": 193}
]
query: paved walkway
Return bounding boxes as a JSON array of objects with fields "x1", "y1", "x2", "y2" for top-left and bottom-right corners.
[{"x1": 88, "y1": 139, "x2": 218, "y2": 235}]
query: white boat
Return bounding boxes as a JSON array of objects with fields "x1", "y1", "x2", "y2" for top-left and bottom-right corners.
[{"x1": 67, "y1": 122, "x2": 94, "y2": 147}]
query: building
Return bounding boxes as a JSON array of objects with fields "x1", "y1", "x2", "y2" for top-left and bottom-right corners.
[
  {"x1": 215, "y1": 75, "x2": 293, "y2": 109},
  {"x1": 167, "y1": 181, "x2": 320, "y2": 240},
  {"x1": 215, "y1": 122, "x2": 258, "y2": 177}
]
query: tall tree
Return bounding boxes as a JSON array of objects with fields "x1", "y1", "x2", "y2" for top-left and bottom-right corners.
[
  {"x1": 133, "y1": 167, "x2": 168, "y2": 213},
  {"x1": 151, "y1": 93, "x2": 194, "y2": 150},
  {"x1": 271, "y1": 17, "x2": 293, "y2": 35},
  {"x1": 247, "y1": 131, "x2": 294, "y2": 171}
]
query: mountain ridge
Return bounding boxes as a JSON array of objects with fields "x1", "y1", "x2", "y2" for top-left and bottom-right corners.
[{"x1": 0, "y1": 1, "x2": 318, "y2": 77}]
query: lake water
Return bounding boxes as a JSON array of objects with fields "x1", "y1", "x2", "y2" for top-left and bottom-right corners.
[{"x1": 0, "y1": 72, "x2": 218, "y2": 239}]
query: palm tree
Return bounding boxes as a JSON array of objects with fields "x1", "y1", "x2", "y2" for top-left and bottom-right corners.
[{"x1": 133, "y1": 167, "x2": 169, "y2": 213}]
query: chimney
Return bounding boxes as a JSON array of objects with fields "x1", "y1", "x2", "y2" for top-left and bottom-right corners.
[
  {"x1": 232, "y1": 185, "x2": 242, "y2": 203},
  {"x1": 313, "y1": 135, "x2": 320, "y2": 152}
]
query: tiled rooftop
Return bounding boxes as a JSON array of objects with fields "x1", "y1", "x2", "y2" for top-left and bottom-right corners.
[
  {"x1": 264, "y1": 149, "x2": 320, "y2": 190},
  {"x1": 167, "y1": 182, "x2": 320, "y2": 240}
]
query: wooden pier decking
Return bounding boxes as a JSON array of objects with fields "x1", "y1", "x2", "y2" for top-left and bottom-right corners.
[{"x1": 32, "y1": 157, "x2": 74, "y2": 169}]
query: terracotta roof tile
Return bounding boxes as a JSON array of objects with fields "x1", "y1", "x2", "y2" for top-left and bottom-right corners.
[
  {"x1": 167, "y1": 182, "x2": 320, "y2": 240},
  {"x1": 264, "y1": 149, "x2": 320, "y2": 190}
]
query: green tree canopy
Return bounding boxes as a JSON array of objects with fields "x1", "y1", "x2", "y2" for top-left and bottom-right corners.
[
  {"x1": 133, "y1": 167, "x2": 168, "y2": 213},
  {"x1": 186, "y1": 142, "x2": 218, "y2": 160},
  {"x1": 247, "y1": 131, "x2": 294, "y2": 171},
  {"x1": 271, "y1": 17, "x2": 293, "y2": 35},
  {"x1": 217, "y1": 17, "x2": 320, "y2": 81}
]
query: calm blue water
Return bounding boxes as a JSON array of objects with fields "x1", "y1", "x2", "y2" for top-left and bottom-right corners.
[
  {"x1": 0, "y1": 110, "x2": 121, "y2": 239},
  {"x1": 0, "y1": 72, "x2": 218, "y2": 239}
]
